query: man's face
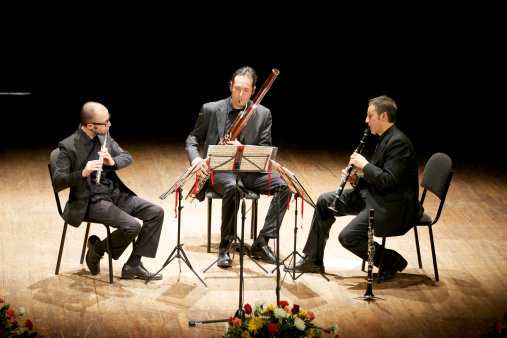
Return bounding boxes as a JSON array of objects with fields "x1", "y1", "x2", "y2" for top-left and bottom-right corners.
[
  {"x1": 365, "y1": 105, "x2": 384, "y2": 136},
  {"x1": 230, "y1": 75, "x2": 255, "y2": 109},
  {"x1": 89, "y1": 109, "x2": 111, "y2": 136}
]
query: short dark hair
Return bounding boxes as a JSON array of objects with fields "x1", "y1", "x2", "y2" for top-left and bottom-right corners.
[
  {"x1": 230, "y1": 66, "x2": 257, "y2": 88},
  {"x1": 369, "y1": 95, "x2": 397, "y2": 123}
]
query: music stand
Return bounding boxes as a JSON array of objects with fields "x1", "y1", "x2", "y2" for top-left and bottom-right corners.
[
  {"x1": 145, "y1": 160, "x2": 209, "y2": 286},
  {"x1": 189, "y1": 145, "x2": 275, "y2": 327},
  {"x1": 269, "y1": 160, "x2": 329, "y2": 282},
  {"x1": 202, "y1": 145, "x2": 276, "y2": 273}
]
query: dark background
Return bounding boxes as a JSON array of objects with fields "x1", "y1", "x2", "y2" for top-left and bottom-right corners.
[{"x1": 1, "y1": 19, "x2": 503, "y2": 168}]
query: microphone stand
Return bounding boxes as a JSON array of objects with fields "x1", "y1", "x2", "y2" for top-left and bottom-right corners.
[
  {"x1": 189, "y1": 179, "x2": 250, "y2": 326},
  {"x1": 146, "y1": 186, "x2": 206, "y2": 286},
  {"x1": 203, "y1": 176, "x2": 267, "y2": 273}
]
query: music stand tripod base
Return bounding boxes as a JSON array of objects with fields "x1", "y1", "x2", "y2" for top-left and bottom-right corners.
[{"x1": 146, "y1": 186, "x2": 207, "y2": 286}]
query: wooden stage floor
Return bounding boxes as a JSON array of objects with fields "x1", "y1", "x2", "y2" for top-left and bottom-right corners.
[{"x1": 1, "y1": 140, "x2": 506, "y2": 337}]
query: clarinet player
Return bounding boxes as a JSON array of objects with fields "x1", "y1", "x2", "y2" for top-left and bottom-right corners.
[
  {"x1": 185, "y1": 66, "x2": 291, "y2": 268},
  {"x1": 52, "y1": 101, "x2": 165, "y2": 280},
  {"x1": 285, "y1": 95, "x2": 424, "y2": 281}
]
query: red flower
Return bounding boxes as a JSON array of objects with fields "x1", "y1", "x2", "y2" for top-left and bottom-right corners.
[
  {"x1": 307, "y1": 310, "x2": 315, "y2": 320},
  {"x1": 0, "y1": 329, "x2": 6, "y2": 338},
  {"x1": 9, "y1": 319, "x2": 19, "y2": 329},
  {"x1": 25, "y1": 319, "x2": 34, "y2": 331},
  {"x1": 233, "y1": 317, "x2": 242, "y2": 328},
  {"x1": 5, "y1": 308, "x2": 16, "y2": 319},
  {"x1": 291, "y1": 304, "x2": 300, "y2": 314},
  {"x1": 278, "y1": 300, "x2": 289, "y2": 308},
  {"x1": 267, "y1": 322, "x2": 279, "y2": 334},
  {"x1": 496, "y1": 320, "x2": 503, "y2": 332},
  {"x1": 0, "y1": 298, "x2": 4, "y2": 303},
  {"x1": 228, "y1": 316, "x2": 233, "y2": 325},
  {"x1": 244, "y1": 303, "x2": 252, "y2": 314}
]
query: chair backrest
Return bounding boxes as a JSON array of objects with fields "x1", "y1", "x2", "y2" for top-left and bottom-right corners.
[
  {"x1": 49, "y1": 148, "x2": 64, "y2": 216},
  {"x1": 419, "y1": 152, "x2": 453, "y2": 224}
]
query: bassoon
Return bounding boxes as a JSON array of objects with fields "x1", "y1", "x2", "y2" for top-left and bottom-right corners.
[
  {"x1": 185, "y1": 69, "x2": 280, "y2": 202},
  {"x1": 328, "y1": 126, "x2": 370, "y2": 212}
]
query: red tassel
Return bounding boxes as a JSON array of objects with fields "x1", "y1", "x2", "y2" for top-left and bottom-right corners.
[
  {"x1": 287, "y1": 185, "x2": 290, "y2": 210},
  {"x1": 301, "y1": 191, "x2": 304, "y2": 228},
  {"x1": 194, "y1": 173, "x2": 198, "y2": 196},
  {"x1": 174, "y1": 184, "x2": 178, "y2": 218},
  {"x1": 208, "y1": 160, "x2": 214, "y2": 185}
]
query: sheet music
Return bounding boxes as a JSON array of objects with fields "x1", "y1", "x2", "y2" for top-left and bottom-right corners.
[
  {"x1": 159, "y1": 157, "x2": 210, "y2": 199},
  {"x1": 208, "y1": 145, "x2": 276, "y2": 172},
  {"x1": 269, "y1": 160, "x2": 315, "y2": 208}
]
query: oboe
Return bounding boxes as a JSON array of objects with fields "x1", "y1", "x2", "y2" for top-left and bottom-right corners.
[
  {"x1": 96, "y1": 127, "x2": 109, "y2": 185},
  {"x1": 328, "y1": 126, "x2": 369, "y2": 212},
  {"x1": 364, "y1": 208, "x2": 375, "y2": 300}
]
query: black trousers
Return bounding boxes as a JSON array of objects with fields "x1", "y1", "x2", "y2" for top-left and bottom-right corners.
[
  {"x1": 87, "y1": 188, "x2": 164, "y2": 260},
  {"x1": 209, "y1": 172, "x2": 292, "y2": 242},
  {"x1": 302, "y1": 189, "x2": 398, "y2": 266}
]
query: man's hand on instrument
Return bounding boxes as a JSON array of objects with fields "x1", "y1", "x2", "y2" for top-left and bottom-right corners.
[
  {"x1": 82, "y1": 160, "x2": 104, "y2": 178},
  {"x1": 226, "y1": 139, "x2": 242, "y2": 146},
  {"x1": 99, "y1": 148, "x2": 115, "y2": 166},
  {"x1": 191, "y1": 157, "x2": 209, "y2": 178},
  {"x1": 349, "y1": 153, "x2": 368, "y2": 170},
  {"x1": 342, "y1": 168, "x2": 359, "y2": 184}
]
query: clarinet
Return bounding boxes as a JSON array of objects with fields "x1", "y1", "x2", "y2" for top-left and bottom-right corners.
[
  {"x1": 96, "y1": 127, "x2": 109, "y2": 185},
  {"x1": 328, "y1": 126, "x2": 369, "y2": 212},
  {"x1": 364, "y1": 208, "x2": 375, "y2": 299}
]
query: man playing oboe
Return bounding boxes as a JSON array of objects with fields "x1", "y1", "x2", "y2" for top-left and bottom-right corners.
[
  {"x1": 52, "y1": 101, "x2": 165, "y2": 280},
  {"x1": 285, "y1": 95, "x2": 423, "y2": 281},
  {"x1": 185, "y1": 66, "x2": 291, "y2": 268}
]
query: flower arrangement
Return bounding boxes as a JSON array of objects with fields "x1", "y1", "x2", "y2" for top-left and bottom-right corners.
[
  {"x1": 484, "y1": 310, "x2": 507, "y2": 337},
  {"x1": 0, "y1": 298, "x2": 37, "y2": 337},
  {"x1": 222, "y1": 300, "x2": 339, "y2": 338}
]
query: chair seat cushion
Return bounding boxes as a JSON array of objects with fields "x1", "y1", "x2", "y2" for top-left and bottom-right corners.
[
  {"x1": 418, "y1": 212, "x2": 433, "y2": 225},
  {"x1": 206, "y1": 188, "x2": 259, "y2": 200}
]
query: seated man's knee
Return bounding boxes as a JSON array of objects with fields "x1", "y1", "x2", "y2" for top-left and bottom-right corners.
[
  {"x1": 338, "y1": 230, "x2": 354, "y2": 249},
  {"x1": 120, "y1": 220, "x2": 142, "y2": 237}
]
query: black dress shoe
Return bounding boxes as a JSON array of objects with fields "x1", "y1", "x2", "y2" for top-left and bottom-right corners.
[
  {"x1": 283, "y1": 255, "x2": 325, "y2": 273},
  {"x1": 250, "y1": 244, "x2": 282, "y2": 265},
  {"x1": 121, "y1": 262, "x2": 162, "y2": 280},
  {"x1": 85, "y1": 235, "x2": 103, "y2": 275},
  {"x1": 374, "y1": 255, "x2": 408, "y2": 281},
  {"x1": 217, "y1": 248, "x2": 232, "y2": 268}
]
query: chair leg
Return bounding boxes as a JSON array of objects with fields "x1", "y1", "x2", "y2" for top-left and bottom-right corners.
[
  {"x1": 207, "y1": 198, "x2": 212, "y2": 253},
  {"x1": 428, "y1": 225, "x2": 439, "y2": 281},
  {"x1": 55, "y1": 222, "x2": 69, "y2": 275},
  {"x1": 376, "y1": 237, "x2": 387, "y2": 284},
  {"x1": 104, "y1": 225, "x2": 113, "y2": 284},
  {"x1": 414, "y1": 226, "x2": 422, "y2": 268},
  {"x1": 80, "y1": 223, "x2": 91, "y2": 264}
]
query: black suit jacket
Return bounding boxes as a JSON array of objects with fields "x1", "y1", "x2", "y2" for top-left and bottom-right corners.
[
  {"x1": 185, "y1": 97, "x2": 272, "y2": 163},
  {"x1": 358, "y1": 125, "x2": 424, "y2": 237},
  {"x1": 185, "y1": 97, "x2": 272, "y2": 201},
  {"x1": 52, "y1": 127, "x2": 135, "y2": 227}
]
